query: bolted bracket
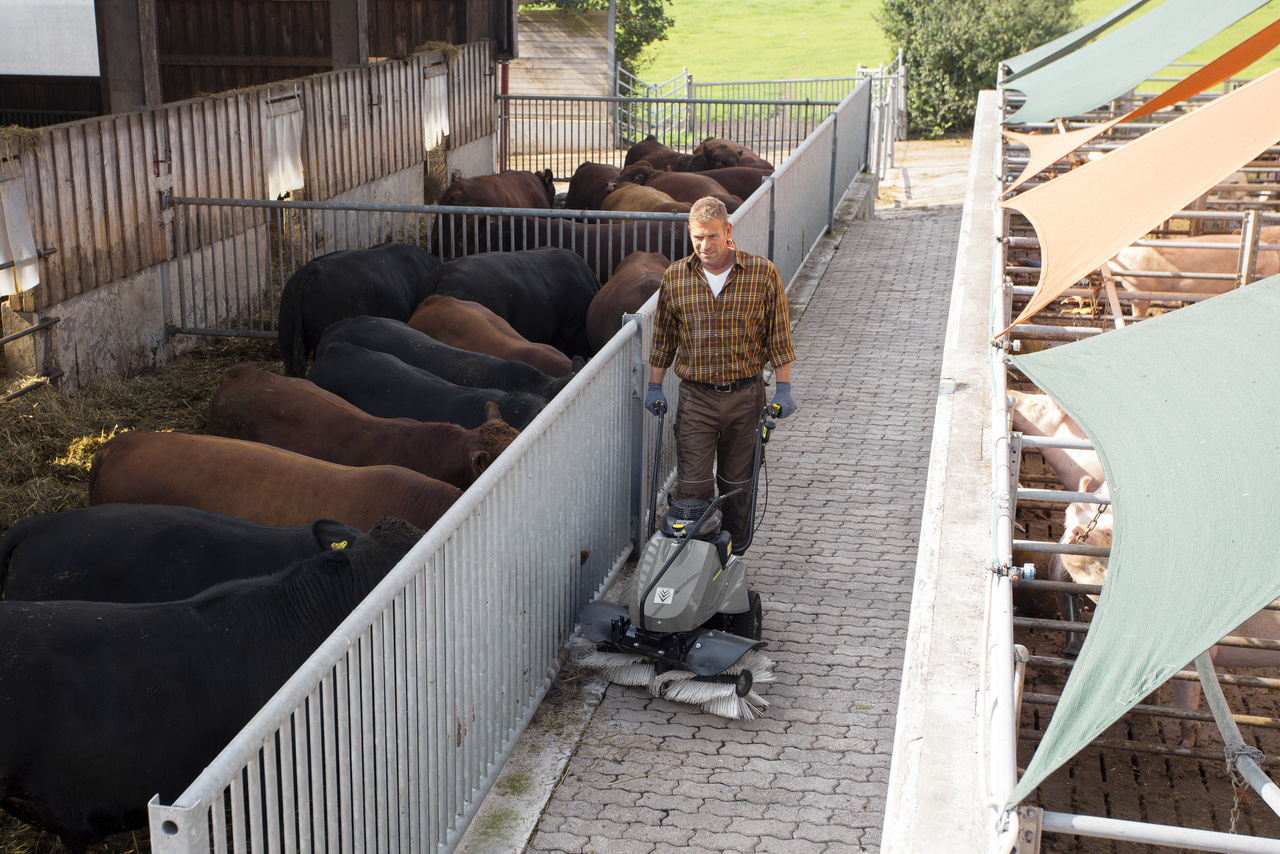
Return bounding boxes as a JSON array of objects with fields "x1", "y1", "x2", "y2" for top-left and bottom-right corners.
[{"x1": 1013, "y1": 805, "x2": 1043, "y2": 853}]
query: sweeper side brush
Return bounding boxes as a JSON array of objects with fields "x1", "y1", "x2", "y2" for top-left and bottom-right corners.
[{"x1": 578, "y1": 401, "x2": 781, "y2": 720}]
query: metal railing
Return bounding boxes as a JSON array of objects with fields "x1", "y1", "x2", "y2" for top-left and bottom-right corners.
[
  {"x1": 498, "y1": 93, "x2": 842, "y2": 175},
  {"x1": 858, "y1": 49, "x2": 908, "y2": 179},
  {"x1": 147, "y1": 77, "x2": 875, "y2": 853},
  {"x1": 162, "y1": 198, "x2": 687, "y2": 337},
  {"x1": 149, "y1": 302, "x2": 674, "y2": 854},
  {"x1": 165, "y1": 80, "x2": 874, "y2": 339}
]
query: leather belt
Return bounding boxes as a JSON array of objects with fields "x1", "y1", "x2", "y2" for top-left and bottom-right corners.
[{"x1": 687, "y1": 375, "x2": 759, "y2": 393}]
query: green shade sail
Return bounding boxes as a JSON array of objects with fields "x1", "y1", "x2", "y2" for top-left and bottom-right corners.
[
  {"x1": 1007, "y1": 274, "x2": 1280, "y2": 806},
  {"x1": 1002, "y1": 0, "x2": 1153, "y2": 84},
  {"x1": 1001, "y1": 0, "x2": 1272, "y2": 124}
]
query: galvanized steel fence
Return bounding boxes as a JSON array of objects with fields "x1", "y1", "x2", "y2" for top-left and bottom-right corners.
[
  {"x1": 148, "y1": 78, "x2": 875, "y2": 854},
  {"x1": 149, "y1": 311, "x2": 667, "y2": 854},
  {"x1": 497, "y1": 93, "x2": 843, "y2": 177}
]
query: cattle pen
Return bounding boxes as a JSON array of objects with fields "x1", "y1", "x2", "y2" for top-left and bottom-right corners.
[
  {"x1": 137, "y1": 78, "x2": 882, "y2": 854},
  {"x1": 980, "y1": 66, "x2": 1280, "y2": 854}
]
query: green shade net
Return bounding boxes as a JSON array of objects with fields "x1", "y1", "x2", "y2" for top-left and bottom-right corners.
[
  {"x1": 1007, "y1": 274, "x2": 1280, "y2": 807},
  {"x1": 1001, "y1": 0, "x2": 1271, "y2": 124},
  {"x1": 1002, "y1": 0, "x2": 1153, "y2": 84}
]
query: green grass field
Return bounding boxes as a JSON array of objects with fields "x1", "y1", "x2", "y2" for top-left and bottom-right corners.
[{"x1": 637, "y1": 0, "x2": 1280, "y2": 86}]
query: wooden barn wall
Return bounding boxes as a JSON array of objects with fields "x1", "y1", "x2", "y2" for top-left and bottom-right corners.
[
  {"x1": 0, "y1": 76, "x2": 103, "y2": 128},
  {"x1": 508, "y1": 10, "x2": 610, "y2": 97},
  {"x1": 156, "y1": 0, "x2": 333, "y2": 103},
  {"x1": 368, "y1": 0, "x2": 466, "y2": 59},
  {"x1": 3, "y1": 42, "x2": 494, "y2": 312}
]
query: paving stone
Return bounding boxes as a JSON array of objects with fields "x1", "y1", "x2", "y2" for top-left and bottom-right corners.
[{"x1": 525, "y1": 164, "x2": 965, "y2": 854}]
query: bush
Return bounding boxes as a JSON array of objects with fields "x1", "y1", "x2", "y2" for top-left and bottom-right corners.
[{"x1": 877, "y1": 0, "x2": 1076, "y2": 137}]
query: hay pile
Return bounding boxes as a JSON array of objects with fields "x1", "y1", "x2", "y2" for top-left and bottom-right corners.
[{"x1": 0, "y1": 335, "x2": 280, "y2": 854}]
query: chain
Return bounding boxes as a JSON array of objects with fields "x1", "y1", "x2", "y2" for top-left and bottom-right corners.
[{"x1": 1224, "y1": 743, "x2": 1266, "y2": 833}]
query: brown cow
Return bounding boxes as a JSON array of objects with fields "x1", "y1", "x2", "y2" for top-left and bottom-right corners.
[
  {"x1": 441, "y1": 169, "x2": 556, "y2": 209},
  {"x1": 564, "y1": 162, "x2": 622, "y2": 210},
  {"x1": 623, "y1": 134, "x2": 749, "y2": 171},
  {"x1": 89, "y1": 431, "x2": 462, "y2": 533},
  {"x1": 441, "y1": 216, "x2": 688, "y2": 282},
  {"x1": 696, "y1": 165, "x2": 774, "y2": 201},
  {"x1": 1106, "y1": 225, "x2": 1280, "y2": 317},
  {"x1": 208, "y1": 363, "x2": 519, "y2": 489},
  {"x1": 410, "y1": 294, "x2": 576, "y2": 378},
  {"x1": 600, "y1": 183, "x2": 691, "y2": 214},
  {"x1": 694, "y1": 137, "x2": 773, "y2": 170},
  {"x1": 611, "y1": 162, "x2": 743, "y2": 212},
  {"x1": 586, "y1": 251, "x2": 670, "y2": 353}
]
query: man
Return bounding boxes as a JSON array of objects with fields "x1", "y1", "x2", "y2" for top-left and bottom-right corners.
[{"x1": 645, "y1": 196, "x2": 797, "y2": 549}]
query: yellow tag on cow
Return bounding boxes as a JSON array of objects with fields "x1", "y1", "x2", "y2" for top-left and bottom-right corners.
[{"x1": 330, "y1": 540, "x2": 348, "y2": 550}]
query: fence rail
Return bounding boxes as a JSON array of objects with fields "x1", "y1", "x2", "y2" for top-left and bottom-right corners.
[
  {"x1": 498, "y1": 93, "x2": 842, "y2": 176},
  {"x1": 1, "y1": 42, "x2": 492, "y2": 314},
  {"x1": 149, "y1": 79, "x2": 875, "y2": 852}
]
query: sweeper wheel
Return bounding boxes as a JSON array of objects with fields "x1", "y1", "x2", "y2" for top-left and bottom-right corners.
[{"x1": 725, "y1": 590, "x2": 763, "y2": 641}]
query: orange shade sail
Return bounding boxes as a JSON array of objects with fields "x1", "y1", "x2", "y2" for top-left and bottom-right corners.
[
  {"x1": 997, "y1": 66, "x2": 1280, "y2": 338},
  {"x1": 1003, "y1": 15, "x2": 1280, "y2": 195}
]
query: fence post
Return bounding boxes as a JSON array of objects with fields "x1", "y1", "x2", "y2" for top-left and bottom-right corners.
[
  {"x1": 765, "y1": 175, "x2": 777, "y2": 262},
  {"x1": 828, "y1": 110, "x2": 839, "y2": 233},
  {"x1": 626, "y1": 311, "x2": 647, "y2": 548}
]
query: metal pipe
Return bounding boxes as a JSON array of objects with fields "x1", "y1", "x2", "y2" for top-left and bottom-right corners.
[
  {"x1": 1018, "y1": 727, "x2": 1280, "y2": 766},
  {"x1": 1016, "y1": 487, "x2": 1109, "y2": 504},
  {"x1": 1042, "y1": 811, "x2": 1280, "y2": 853},
  {"x1": 1026, "y1": 653, "x2": 1280, "y2": 689},
  {"x1": 1194, "y1": 652, "x2": 1280, "y2": 818},
  {"x1": 1020, "y1": 691, "x2": 1280, "y2": 730},
  {"x1": 1012, "y1": 540, "x2": 1110, "y2": 557},
  {"x1": 1019, "y1": 435, "x2": 1095, "y2": 450}
]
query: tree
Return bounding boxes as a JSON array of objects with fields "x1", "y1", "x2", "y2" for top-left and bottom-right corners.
[
  {"x1": 522, "y1": 0, "x2": 676, "y2": 76},
  {"x1": 877, "y1": 0, "x2": 1076, "y2": 137}
]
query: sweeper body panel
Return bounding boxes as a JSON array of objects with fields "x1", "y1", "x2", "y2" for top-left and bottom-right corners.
[{"x1": 578, "y1": 402, "x2": 779, "y2": 720}]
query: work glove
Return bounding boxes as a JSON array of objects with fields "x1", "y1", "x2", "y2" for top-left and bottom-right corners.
[
  {"x1": 771, "y1": 382, "x2": 797, "y2": 418},
  {"x1": 644, "y1": 382, "x2": 668, "y2": 416}
]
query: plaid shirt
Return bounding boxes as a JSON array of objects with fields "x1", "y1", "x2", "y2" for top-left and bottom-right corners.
[{"x1": 650, "y1": 249, "x2": 795, "y2": 384}]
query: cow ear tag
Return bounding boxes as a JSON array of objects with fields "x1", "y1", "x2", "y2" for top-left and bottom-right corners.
[{"x1": 330, "y1": 540, "x2": 349, "y2": 550}]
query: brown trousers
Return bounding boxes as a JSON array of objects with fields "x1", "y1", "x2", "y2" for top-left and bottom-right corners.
[{"x1": 673, "y1": 377, "x2": 766, "y2": 545}]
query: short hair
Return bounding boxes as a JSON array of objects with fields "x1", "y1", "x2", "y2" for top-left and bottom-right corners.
[{"x1": 689, "y1": 196, "x2": 729, "y2": 226}]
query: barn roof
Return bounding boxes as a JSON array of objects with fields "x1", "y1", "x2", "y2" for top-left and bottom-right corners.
[
  {"x1": 1006, "y1": 272, "x2": 1280, "y2": 806},
  {"x1": 1000, "y1": 0, "x2": 1271, "y2": 125}
]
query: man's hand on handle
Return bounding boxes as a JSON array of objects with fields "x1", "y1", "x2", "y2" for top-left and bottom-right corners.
[
  {"x1": 645, "y1": 382, "x2": 667, "y2": 416},
  {"x1": 771, "y1": 381, "x2": 797, "y2": 418}
]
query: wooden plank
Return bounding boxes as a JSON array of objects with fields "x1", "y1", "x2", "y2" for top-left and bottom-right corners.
[
  {"x1": 122, "y1": 113, "x2": 146, "y2": 271},
  {"x1": 309, "y1": 77, "x2": 331, "y2": 200},
  {"x1": 158, "y1": 55, "x2": 332, "y2": 68},
  {"x1": 17, "y1": 141, "x2": 48, "y2": 312},
  {"x1": 353, "y1": 69, "x2": 369, "y2": 190},
  {"x1": 79, "y1": 121, "x2": 109, "y2": 286},
  {"x1": 133, "y1": 110, "x2": 158, "y2": 269},
  {"x1": 100, "y1": 117, "x2": 124, "y2": 283},
  {"x1": 67, "y1": 124, "x2": 97, "y2": 294},
  {"x1": 48, "y1": 128, "x2": 78, "y2": 297}
]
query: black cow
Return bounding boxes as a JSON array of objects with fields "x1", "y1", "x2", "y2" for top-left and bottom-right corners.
[
  {"x1": 0, "y1": 504, "x2": 361, "y2": 603},
  {"x1": 316, "y1": 315, "x2": 573, "y2": 402},
  {"x1": 0, "y1": 517, "x2": 420, "y2": 853},
  {"x1": 309, "y1": 341, "x2": 546, "y2": 430},
  {"x1": 278, "y1": 242, "x2": 442, "y2": 377},
  {"x1": 426, "y1": 248, "x2": 601, "y2": 360}
]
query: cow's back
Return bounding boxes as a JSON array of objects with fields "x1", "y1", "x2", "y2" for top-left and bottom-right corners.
[
  {"x1": 409, "y1": 295, "x2": 575, "y2": 377},
  {"x1": 89, "y1": 430, "x2": 461, "y2": 532},
  {"x1": 0, "y1": 503, "x2": 359, "y2": 602},
  {"x1": 277, "y1": 243, "x2": 442, "y2": 376},
  {"x1": 426, "y1": 248, "x2": 601, "y2": 359}
]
